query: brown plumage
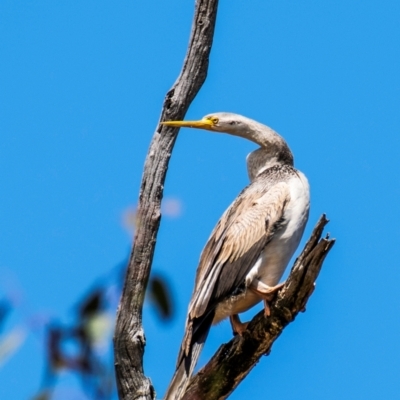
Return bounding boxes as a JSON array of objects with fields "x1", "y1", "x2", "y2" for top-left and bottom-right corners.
[{"x1": 181, "y1": 166, "x2": 293, "y2": 359}]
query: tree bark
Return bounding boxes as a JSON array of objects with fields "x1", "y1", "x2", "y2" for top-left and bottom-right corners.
[
  {"x1": 181, "y1": 215, "x2": 335, "y2": 400},
  {"x1": 113, "y1": 1, "x2": 219, "y2": 399}
]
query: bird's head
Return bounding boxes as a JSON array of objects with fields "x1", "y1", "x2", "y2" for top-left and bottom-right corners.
[
  {"x1": 162, "y1": 113, "x2": 293, "y2": 168},
  {"x1": 161, "y1": 112, "x2": 248, "y2": 135}
]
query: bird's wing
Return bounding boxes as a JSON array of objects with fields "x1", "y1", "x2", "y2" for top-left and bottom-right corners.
[
  {"x1": 189, "y1": 180, "x2": 290, "y2": 320},
  {"x1": 177, "y1": 178, "x2": 291, "y2": 361}
]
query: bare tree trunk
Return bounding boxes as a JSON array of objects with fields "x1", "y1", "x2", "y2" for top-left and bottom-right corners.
[{"x1": 113, "y1": 1, "x2": 220, "y2": 399}]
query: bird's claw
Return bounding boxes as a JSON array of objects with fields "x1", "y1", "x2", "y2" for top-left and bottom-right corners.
[
  {"x1": 250, "y1": 281, "x2": 285, "y2": 316},
  {"x1": 230, "y1": 314, "x2": 249, "y2": 336}
]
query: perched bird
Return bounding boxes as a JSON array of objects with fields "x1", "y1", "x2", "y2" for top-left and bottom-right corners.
[{"x1": 162, "y1": 113, "x2": 310, "y2": 400}]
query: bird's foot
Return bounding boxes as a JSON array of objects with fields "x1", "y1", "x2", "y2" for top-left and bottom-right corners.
[
  {"x1": 230, "y1": 314, "x2": 249, "y2": 336},
  {"x1": 250, "y1": 281, "x2": 285, "y2": 316}
]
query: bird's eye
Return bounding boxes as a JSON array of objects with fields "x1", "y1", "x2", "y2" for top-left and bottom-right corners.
[{"x1": 210, "y1": 117, "x2": 219, "y2": 124}]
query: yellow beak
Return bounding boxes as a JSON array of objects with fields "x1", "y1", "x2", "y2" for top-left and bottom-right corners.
[{"x1": 161, "y1": 118, "x2": 214, "y2": 130}]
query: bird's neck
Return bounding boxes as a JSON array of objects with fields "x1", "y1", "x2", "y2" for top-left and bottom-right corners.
[
  {"x1": 245, "y1": 148, "x2": 281, "y2": 181},
  {"x1": 242, "y1": 123, "x2": 294, "y2": 182}
]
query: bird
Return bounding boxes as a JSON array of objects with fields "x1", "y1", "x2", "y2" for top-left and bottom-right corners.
[{"x1": 161, "y1": 113, "x2": 310, "y2": 400}]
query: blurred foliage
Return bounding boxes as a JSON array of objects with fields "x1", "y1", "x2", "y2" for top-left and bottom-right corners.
[
  {"x1": 148, "y1": 274, "x2": 174, "y2": 321},
  {"x1": 0, "y1": 327, "x2": 27, "y2": 367},
  {"x1": 0, "y1": 258, "x2": 175, "y2": 399},
  {"x1": 1, "y1": 204, "x2": 180, "y2": 399},
  {"x1": 0, "y1": 299, "x2": 11, "y2": 333}
]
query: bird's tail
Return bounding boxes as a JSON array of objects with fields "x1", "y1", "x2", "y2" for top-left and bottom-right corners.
[
  {"x1": 164, "y1": 311, "x2": 214, "y2": 400},
  {"x1": 163, "y1": 341, "x2": 204, "y2": 400}
]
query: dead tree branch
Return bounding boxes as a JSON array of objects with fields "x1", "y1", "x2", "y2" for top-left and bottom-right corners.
[
  {"x1": 181, "y1": 214, "x2": 335, "y2": 400},
  {"x1": 113, "y1": 1, "x2": 219, "y2": 399}
]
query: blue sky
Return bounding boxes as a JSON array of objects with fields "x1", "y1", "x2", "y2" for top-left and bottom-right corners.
[{"x1": 1, "y1": 1, "x2": 400, "y2": 399}]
